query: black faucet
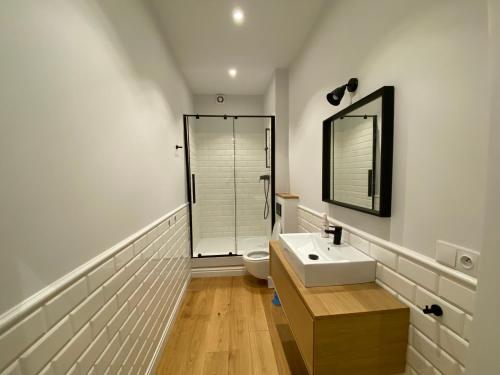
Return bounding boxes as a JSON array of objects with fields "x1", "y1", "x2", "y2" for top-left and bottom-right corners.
[{"x1": 325, "y1": 225, "x2": 343, "y2": 245}]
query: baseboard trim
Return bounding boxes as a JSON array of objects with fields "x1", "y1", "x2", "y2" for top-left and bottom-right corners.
[
  {"x1": 145, "y1": 272, "x2": 191, "y2": 375},
  {"x1": 192, "y1": 266, "x2": 247, "y2": 278},
  {"x1": 191, "y1": 256, "x2": 243, "y2": 268}
]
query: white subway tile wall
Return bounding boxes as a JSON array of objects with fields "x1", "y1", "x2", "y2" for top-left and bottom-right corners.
[
  {"x1": 462, "y1": 315, "x2": 473, "y2": 341},
  {"x1": 297, "y1": 206, "x2": 476, "y2": 375},
  {"x1": 0, "y1": 310, "x2": 47, "y2": 370},
  {"x1": 0, "y1": 205, "x2": 191, "y2": 375},
  {"x1": 438, "y1": 277, "x2": 475, "y2": 314},
  {"x1": 194, "y1": 128, "x2": 236, "y2": 238},
  {"x1": 370, "y1": 243, "x2": 398, "y2": 269},
  {"x1": 398, "y1": 258, "x2": 439, "y2": 293},
  {"x1": 234, "y1": 125, "x2": 271, "y2": 238},
  {"x1": 349, "y1": 233, "x2": 370, "y2": 254}
]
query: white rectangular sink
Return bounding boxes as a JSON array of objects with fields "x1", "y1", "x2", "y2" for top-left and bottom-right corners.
[{"x1": 279, "y1": 232, "x2": 376, "y2": 287}]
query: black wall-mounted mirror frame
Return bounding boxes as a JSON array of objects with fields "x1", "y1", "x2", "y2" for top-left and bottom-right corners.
[{"x1": 322, "y1": 86, "x2": 394, "y2": 217}]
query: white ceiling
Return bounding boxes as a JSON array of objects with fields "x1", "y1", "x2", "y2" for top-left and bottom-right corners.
[{"x1": 149, "y1": 0, "x2": 325, "y2": 95}]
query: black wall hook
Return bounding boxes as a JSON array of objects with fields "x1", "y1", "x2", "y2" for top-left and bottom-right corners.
[
  {"x1": 175, "y1": 145, "x2": 183, "y2": 149},
  {"x1": 422, "y1": 304, "x2": 443, "y2": 317}
]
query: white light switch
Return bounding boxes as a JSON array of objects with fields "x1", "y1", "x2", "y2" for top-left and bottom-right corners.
[{"x1": 436, "y1": 241, "x2": 457, "y2": 268}]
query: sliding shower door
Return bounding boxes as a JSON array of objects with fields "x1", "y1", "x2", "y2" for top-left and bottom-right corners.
[
  {"x1": 234, "y1": 117, "x2": 273, "y2": 254},
  {"x1": 185, "y1": 115, "x2": 274, "y2": 258},
  {"x1": 188, "y1": 116, "x2": 236, "y2": 256}
]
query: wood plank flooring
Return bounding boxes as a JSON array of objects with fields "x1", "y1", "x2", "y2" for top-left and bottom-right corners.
[{"x1": 156, "y1": 276, "x2": 308, "y2": 375}]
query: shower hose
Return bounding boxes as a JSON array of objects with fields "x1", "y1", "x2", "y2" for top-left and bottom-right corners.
[{"x1": 263, "y1": 177, "x2": 270, "y2": 219}]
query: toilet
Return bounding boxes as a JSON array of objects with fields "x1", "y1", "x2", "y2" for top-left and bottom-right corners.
[{"x1": 243, "y1": 222, "x2": 281, "y2": 280}]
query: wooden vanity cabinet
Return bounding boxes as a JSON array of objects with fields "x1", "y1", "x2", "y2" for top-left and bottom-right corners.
[{"x1": 270, "y1": 241, "x2": 409, "y2": 375}]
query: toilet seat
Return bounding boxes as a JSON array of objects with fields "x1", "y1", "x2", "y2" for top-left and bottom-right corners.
[
  {"x1": 243, "y1": 249, "x2": 270, "y2": 279},
  {"x1": 243, "y1": 249, "x2": 269, "y2": 262},
  {"x1": 243, "y1": 222, "x2": 280, "y2": 280}
]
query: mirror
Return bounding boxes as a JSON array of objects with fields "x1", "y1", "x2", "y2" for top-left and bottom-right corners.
[{"x1": 322, "y1": 86, "x2": 394, "y2": 217}]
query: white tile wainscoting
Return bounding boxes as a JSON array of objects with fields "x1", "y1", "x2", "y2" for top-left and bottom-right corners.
[
  {"x1": 297, "y1": 205, "x2": 476, "y2": 375},
  {"x1": 0, "y1": 204, "x2": 191, "y2": 375}
]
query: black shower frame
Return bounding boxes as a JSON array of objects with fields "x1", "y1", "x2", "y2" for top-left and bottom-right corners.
[{"x1": 183, "y1": 114, "x2": 276, "y2": 259}]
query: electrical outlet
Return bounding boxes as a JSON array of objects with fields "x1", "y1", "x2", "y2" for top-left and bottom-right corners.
[
  {"x1": 456, "y1": 247, "x2": 480, "y2": 277},
  {"x1": 436, "y1": 240, "x2": 479, "y2": 277}
]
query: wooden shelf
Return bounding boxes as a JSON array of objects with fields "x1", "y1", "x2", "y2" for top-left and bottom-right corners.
[
  {"x1": 270, "y1": 240, "x2": 409, "y2": 375},
  {"x1": 276, "y1": 192, "x2": 300, "y2": 199}
]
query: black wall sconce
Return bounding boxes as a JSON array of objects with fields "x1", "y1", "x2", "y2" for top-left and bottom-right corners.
[{"x1": 326, "y1": 78, "x2": 358, "y2": 106}]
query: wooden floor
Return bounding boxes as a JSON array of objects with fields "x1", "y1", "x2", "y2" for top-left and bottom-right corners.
[{"x1": 156, "y1": 276, "x2": 308, "y2": 375}]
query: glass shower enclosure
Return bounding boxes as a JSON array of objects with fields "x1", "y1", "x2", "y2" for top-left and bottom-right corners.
[{"x1": 183, "y1": 115, "x2": 275, "y2": 257}]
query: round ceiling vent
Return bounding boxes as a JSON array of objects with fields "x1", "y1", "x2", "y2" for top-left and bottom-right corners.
[{"x1": 216, "y1": 94, "x2": 225, "y2": 104}]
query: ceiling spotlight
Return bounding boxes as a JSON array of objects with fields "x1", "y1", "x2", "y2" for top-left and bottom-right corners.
[
  {"x1": 232, "y1": 8, "x2": 244, "y2": 24},
  {"x1": 326, "y1": 78, "x2": 358, "y2": 106},
  {"x1": 228, "y1": 68, "x2": 237, "y2": 78}
]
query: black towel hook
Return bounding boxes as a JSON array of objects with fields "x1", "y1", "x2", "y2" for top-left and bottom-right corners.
[{"x1": 422, "y1": 304, "x2": 443, "y2": 317}]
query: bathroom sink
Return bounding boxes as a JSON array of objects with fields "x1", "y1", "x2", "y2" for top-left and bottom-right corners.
[{"x1": 278, "y1": 232, "x2": 376, "y2": 287}]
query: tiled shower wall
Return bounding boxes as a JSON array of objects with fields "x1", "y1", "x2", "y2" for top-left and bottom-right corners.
[
  {"x1": 0, "y1": 205, "x2": 190, "y2": 375},
  {"x1": 234, "y1": 123, "x2": 271, "y2": 238},
  {"x1": 194, "y1": 126, "x2": 236, "y2": 239},
  {"x1": 193, "y1": 119, "x2": 271, "y2": 241},
  {"x1": 298, "y1": 206, "x2": 475, "y2": 375}
]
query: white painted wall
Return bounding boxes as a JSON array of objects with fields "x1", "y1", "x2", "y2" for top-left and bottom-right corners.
[
  {"x1": 264, "y1": 77, "x2": 276, "y2": 117},
  {"x1": 0, "y1": 0, "x2": 192, "y2": 314},
  {"x1": 264, "y1": 69, "x2": 290, "y2": 193},
  {"x1": 289, "y1": 0, "x2": 489, "y2": 257},
  {"x1": 467, "y1": 0, "x2": 500, "y2": 372},
  {"x1": 193, "y1": 94, "x2": 263, "y2": 115}
]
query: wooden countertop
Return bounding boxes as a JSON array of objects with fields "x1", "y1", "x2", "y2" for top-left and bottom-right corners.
[
  {"x1": 270, "y1": 240, "x2": 407, "y2": 319},
  {"x1": 276, "y1": 192, "x2": 299, "y2": 199}
]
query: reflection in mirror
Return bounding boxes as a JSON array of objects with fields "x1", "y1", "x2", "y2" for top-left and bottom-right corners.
[
  {"x1": 323, "y1": 87, "x2": 393, "y2": 217},
  {"x1": 332, "y1": 113, "x2": 377, "y2": 210}
]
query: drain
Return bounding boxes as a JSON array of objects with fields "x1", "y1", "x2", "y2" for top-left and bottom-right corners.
[{"x1": 308, "y1": 254, "x2": 319, "y2": 260}]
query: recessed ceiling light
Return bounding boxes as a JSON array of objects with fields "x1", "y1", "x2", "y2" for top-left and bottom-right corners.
[
  {"x1": 232, "y1": 8, "x2": 244, "y2": 24},
  {"x1": 228, "y1": 68, "x2": 237, "y2": 78}
]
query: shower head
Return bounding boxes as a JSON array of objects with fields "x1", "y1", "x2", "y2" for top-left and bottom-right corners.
[{"x1": 259, "y1": 174, "x2": 270, "y2": 181}]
